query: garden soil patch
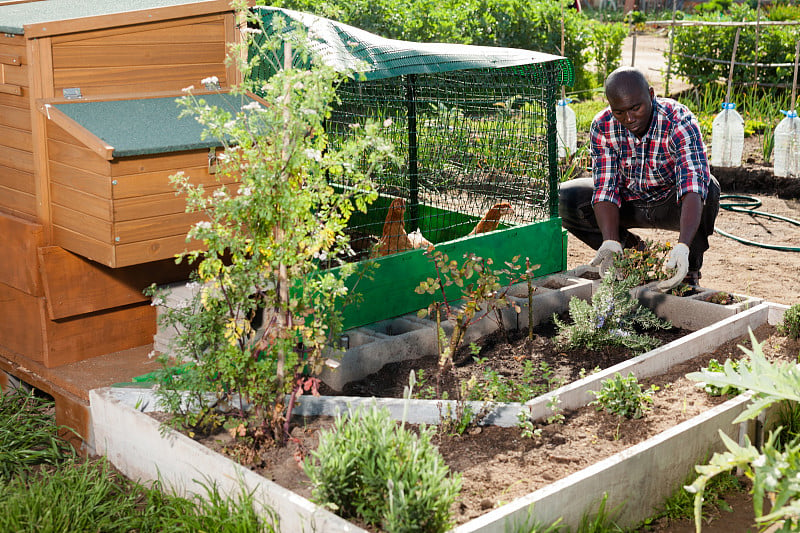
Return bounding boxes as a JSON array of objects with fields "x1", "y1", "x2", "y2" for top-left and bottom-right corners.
[{"x1": 181, "y1": 323, "x2": 800, "y2": 531}]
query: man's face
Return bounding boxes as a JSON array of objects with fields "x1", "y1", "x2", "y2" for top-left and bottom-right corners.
[{"x1": 607, "y1": 86, "x2": 655, "y2": 138}]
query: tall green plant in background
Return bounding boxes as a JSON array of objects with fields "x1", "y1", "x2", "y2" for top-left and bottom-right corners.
[{"x1": 149, "y1": 1, "x2": 394, "y2": 445}]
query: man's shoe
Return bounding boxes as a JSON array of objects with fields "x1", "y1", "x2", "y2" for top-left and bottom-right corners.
[{"x1": 683, "y1": 270, "x2": 701, "y2": 286}]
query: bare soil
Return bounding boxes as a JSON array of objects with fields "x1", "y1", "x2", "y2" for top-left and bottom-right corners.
[{"x1": 186, "y1": 323, "x2": 800, "y2": 531}]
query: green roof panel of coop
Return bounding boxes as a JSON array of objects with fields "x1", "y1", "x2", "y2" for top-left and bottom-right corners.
[
  {"x1": 0, "y1": 0, "x2": 223, "y2": 35},
  {"x1": 52, "y1": 93, "x2": 254, "y2": 158},
  {"x1": 252, "y1": 7, "x2": 574, "y2": 85}
]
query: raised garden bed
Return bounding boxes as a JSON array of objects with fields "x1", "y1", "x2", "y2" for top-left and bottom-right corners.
[{"x1": 91, "y1": 272, "x2": 790, "y2": 530}]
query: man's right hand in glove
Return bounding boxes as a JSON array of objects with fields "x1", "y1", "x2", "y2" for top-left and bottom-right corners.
[{"x1": 590, "y1": 240, "x2": 622, "y2": 277}]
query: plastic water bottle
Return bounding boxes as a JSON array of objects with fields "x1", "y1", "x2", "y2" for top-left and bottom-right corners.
[
  {"x1": 556, "y1": 98, "x2": 577, "y2": 158},
  {"x1": 711, "y1": 102, "x2": 744, "y2": 168},
  {"x1": 773, "y1": 110, "x2": 800, "y2": 177}
]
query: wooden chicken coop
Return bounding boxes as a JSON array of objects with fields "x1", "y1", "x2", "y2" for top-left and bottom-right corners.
[{"x1": 0, "y1": 0, "x2": 244, "y2": 442}]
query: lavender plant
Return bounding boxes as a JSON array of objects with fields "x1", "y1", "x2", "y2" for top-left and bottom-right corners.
[{"x1": 554, "y1": 269, "x2": 672, "y2": 354}]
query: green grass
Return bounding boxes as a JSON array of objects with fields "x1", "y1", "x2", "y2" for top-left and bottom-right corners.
[{"x1": 0, "y1": 387, "x2": 275, "y2": 532}]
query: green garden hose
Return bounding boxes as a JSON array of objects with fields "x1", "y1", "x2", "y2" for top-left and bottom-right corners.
[{"x1": 715, "y1": 194, "x2": 800, "y2": 251}]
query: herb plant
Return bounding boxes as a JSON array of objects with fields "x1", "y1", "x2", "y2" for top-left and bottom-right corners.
[
  {"x1": 304, "y1": 406, "x2": 461, "y2": 533},
  {"x1": 148, "y1": 3, "x2": 394, "y2": 446},
  {"x1": 778, "y1": 303, "x2": 800, "y2": 340},
  {"x1": 698, "y1": 358, "x2": 747, "y2": 396},
  {"x1": 590, "y1": 372, "x2": 658, "y2": 420},
  {"x1": 554, "y1": 270, "x2": 672, "y2": 354}
]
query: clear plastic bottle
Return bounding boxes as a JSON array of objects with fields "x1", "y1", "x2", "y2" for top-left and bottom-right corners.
[
  {"x1": 711, "y1": 102, "x2": 744, "y2": 168},
  {"x1": 556, "y1": 98, "x2": 577, "y2": 158},
  {"x1": 773, "y1": 110, "x2": 800, "y2": 178}
]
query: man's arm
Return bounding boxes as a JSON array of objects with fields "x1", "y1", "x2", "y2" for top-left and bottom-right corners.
[
  {"x1": 593, "y1": 201, "x2": 621, "y2": 242},
  {"x1": 678, "y1": 191, "x2": 703, "y2": 246}
]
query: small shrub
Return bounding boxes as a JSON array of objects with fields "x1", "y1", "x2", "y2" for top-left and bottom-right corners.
[
  {"x1": 304, "y1": 406, "x2": 461, "y2": 532},
  {"x1": 554, "y1": 270, "x2": 672, "y2": 354},
  {"x1": 590, "y1": 372, "x2": 658, "y2": 419},
  {"x1": 778, "y1": 303, "x2": 800, "y2": 340}
]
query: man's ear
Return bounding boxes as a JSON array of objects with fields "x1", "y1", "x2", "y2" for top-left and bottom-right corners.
[{"x1": 649, "y1": 87, "x2": 655, "y2": 99}]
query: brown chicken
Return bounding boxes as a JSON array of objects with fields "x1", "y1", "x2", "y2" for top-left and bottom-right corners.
[
  {"x1": 374, "y1": 198, "x2": 413, "y2": 257},
  {"x1": 374, "y1": 198, "x2": 433, "y2": 257},
  {"x1": 468, "y1": 201, "x2": 514, "y2": 235}
]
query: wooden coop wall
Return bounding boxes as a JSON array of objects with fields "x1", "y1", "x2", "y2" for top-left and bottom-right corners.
[
  {"x1": 0, "y1": 33, "x2": 35, "y2": 219},
  {"x1": 49, "y1": 14, "x2": 234, "y2": 99},
  {"x1": 0, "y1": 8, "x2": 239, "y2": 371}
]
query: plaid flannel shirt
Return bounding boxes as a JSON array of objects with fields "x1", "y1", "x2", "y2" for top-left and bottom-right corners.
[{"x1": 590, "y1": 97, "x2": 710, "y2": 207}]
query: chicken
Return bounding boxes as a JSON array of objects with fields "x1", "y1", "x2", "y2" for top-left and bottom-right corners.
[
  {"x1": 374, "y1": 198, "x2": 433, "y2": 257},
  {"x1": 408, "y1": 228, "x2": 433, "y2": 249},
  {"x1": 374, "y1": 198, "x2": 413, "y2": 257},
  {"x1": 468, "y1": 202, "x2": 514, "y2": 235}
]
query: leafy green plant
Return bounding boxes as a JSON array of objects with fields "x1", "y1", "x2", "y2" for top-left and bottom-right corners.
[
  {"x1": 148, "y1": 4, "x2": 394, "y2": 446},
  {"x1": 554, "y1": 270, "x2": 672, "y2": 354},
  {"x1": 641, "y1": 469, "x2": 742, "y2": 527},
  {"x1": 416, "y1": 251, "x2": 534, "y2": 399},
  {"x1": 778, "y1": 303, "x2": 800, "y2": 340},
  {"x1": 611, "y1": 239, "x2": 671, "y2": 283},
  {"x1": 0, "y1": 389, "x2": 74, "y2": 480},
  {"x1": 304, "y1": 405, "x2": 461, "y2": 532},
  {"x1": 775, "y1": 400, "x2": 800, "y2": 451},
  {"x1": 686, "y1": 330, "x2": 800, "y2": 531},
  {"x1": 590, "y1": 372, "x2": 658, "y2": 419},
  {"x1": 587, "y1": 20, "x2": 629, "y2": 84},
  {"x1": 699, "y1": 358, "x2": 747, "y2": 396}
]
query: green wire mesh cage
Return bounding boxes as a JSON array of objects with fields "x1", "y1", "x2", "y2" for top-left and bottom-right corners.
[{"x1": 249, "y1": 7, "x2": 574, "y2": 327}]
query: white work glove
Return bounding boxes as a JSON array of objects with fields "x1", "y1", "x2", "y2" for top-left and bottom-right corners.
[
  {"x1": 657, "y1": 243, "x2": 690, "y2": 291},
  {"x1": 590, "y1": 240, "x2": 622, "y2": 278}
]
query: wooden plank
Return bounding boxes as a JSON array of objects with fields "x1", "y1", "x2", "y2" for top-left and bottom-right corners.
[
  {"x1": 224, "y1": 12, "x2": 241, "y2": 86},
  {"x1": 53, "y1": 63, "x2": 227, "y2": 94},
  {"x1": 0, "y1": 83, "x2": 21, "y2": 95},
  {"x1": 0, "y1": 145, "x2": 33, "y2": 173},
  {"x1": 114, "y1": 189, "x2": 205, "y2": 221},
  {"x1": 0, "y1": 54, "x2": 21, "y2": 66},
  {"x1": 52, "y1": 43, "x2": 225, "y2": 69},
  {"x1": 3, "y1": 63, "x2": 27, "y2": 85},
  {"x1": 52, "y1": 225, "x2": 113, "y2": 267},
  {"x1": 50, "y1": 183, "x2": 112, "y2": 221},
  {"x1": 112, "y1": 150, "x2": 211, "y2": 177},
  {"x1": 0, "y1": 164, "x2": 35, "y2": 195},
  {"x1": 0, "y1": 282, "x2": 46, "y2": 363},
  {"x1": 0, "y1": 211, "x2": 44, "y2": 295},
  {"x1": 0, "y1": 87, "x2": 29, "y2": 109},
  {"x1": 49, "y1": 161, "x2": 111, "y2": 199},
  {"x1": 114, "y1": 233, "x2": 204, "y2": 267},
  {"x1": 44, "y1": 302, "x2": 156, "y2": 368},
  {"x1": 0, "y1": 124, "x2": 32, "y2": 152},
  {"x1": 51, "y1": 202, "x2": 112, "y2": 242},
  {"x1": 0, "y1": 103, "x2": 31, "y2": 130},
  {"x1": 111, "y1": 164, "x2": 236, "y2": 198},
  {"x1": 27, "y1": 36, "x2": 53, "y2": 242},
  {"x1": 38, "y1": 246, "x2": 196, "y2": 319},
  {"x1": 47, "y1": 138, "x2": 111, "y2": 175},
  {"x1": 114, "y1": 211, "x2": 203, "y2": 244},
  {"x1": 0, "y1": 184, "x2": 36, "y2": 218},
  {"x1": 42, "y1": 104, "x2": 114, "y2": 160},
  {"x1": 24, "y1": 1, "x2": 233, "y2": 38},
  {"x1": 52, "y1": 15, "x2": 225, "y2": 45}
]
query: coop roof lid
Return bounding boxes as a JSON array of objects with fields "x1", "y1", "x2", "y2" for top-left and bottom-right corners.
[
  {"x1": 253, "y1": 7, "x2": 574, "y2": 84},
  {"x1": 0, "y1": 0, "x2": 230, "y2": 36},
  {"x1": 48, "y1": 93, "x2": 256, "y2": 158}
]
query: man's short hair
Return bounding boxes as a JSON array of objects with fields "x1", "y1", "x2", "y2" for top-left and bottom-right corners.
[{"x1": 605, "y1": 67, "x2": 650, "y2": 99}]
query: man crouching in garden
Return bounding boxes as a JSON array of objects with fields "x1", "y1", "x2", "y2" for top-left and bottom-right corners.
[{"x1": 559, "y1": 66, "x2": 720, "y2": 290}]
